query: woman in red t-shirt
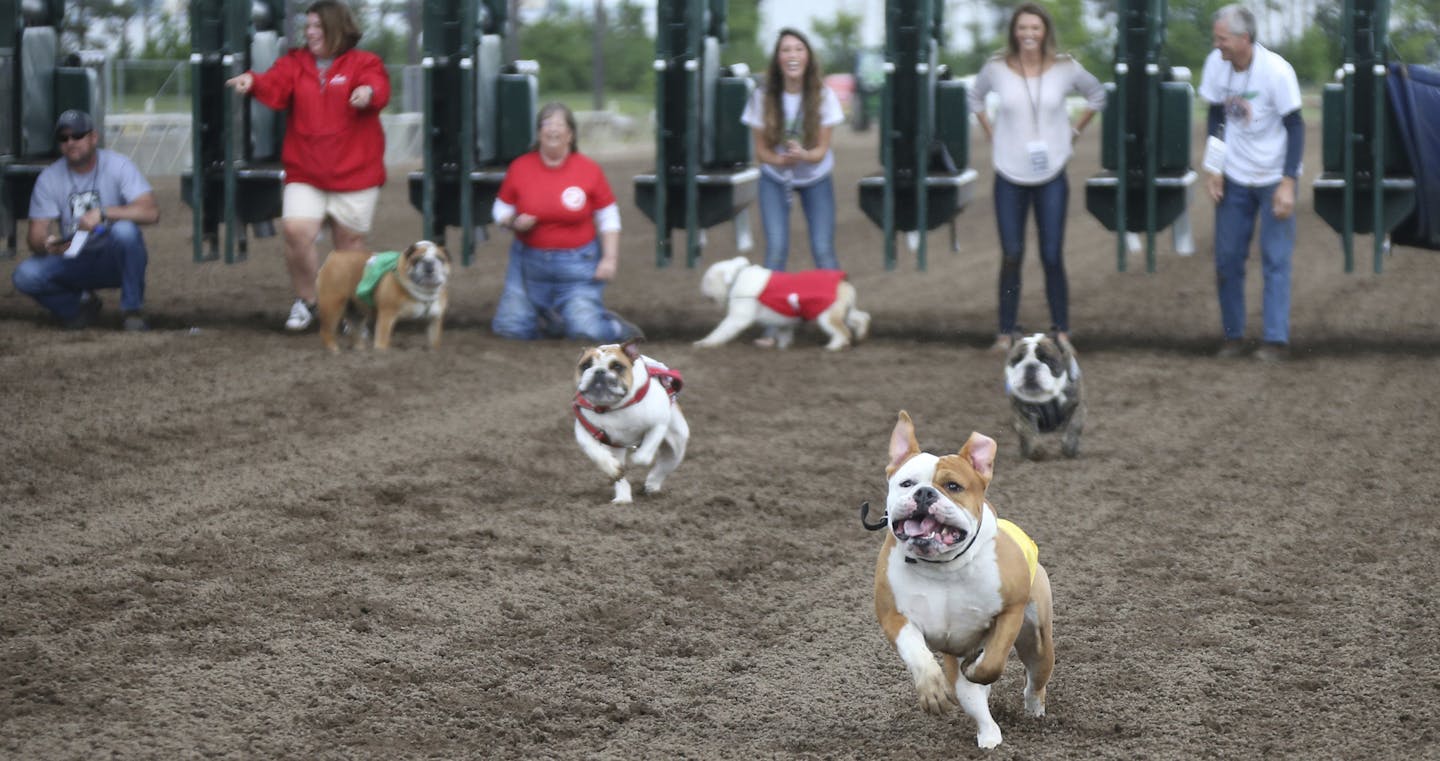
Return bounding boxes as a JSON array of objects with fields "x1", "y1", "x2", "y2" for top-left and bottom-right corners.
[
  {"x1": 490, "y1": 102, "x2": 641, "y2": 342},
  {"x1": 226, "y1": 0, "x2": 390, "y2": 333}
]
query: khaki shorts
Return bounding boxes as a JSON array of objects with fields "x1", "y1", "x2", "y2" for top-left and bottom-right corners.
[{"x1": 282, "y1": 183, "x2": 381, "y2": 234}]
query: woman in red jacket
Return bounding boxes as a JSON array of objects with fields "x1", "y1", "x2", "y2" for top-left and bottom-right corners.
[{"x1": 226, "y1": 0, "x2": 390, "y2": 331}]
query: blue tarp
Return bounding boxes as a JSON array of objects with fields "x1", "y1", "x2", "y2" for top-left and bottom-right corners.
[{"x1": 1387, "y1": 63, "x2": 1440, "y2": 250}]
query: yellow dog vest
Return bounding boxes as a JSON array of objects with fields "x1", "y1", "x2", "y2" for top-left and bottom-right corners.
[{"x1": 997, "y1": 519, "x2": 1039, "y2": 583}]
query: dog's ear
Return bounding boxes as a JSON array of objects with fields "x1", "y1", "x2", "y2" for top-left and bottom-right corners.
[
  {"x1": 621, "y1": 337, "x2": 644, "y2": 360},
  {"x1": 887, "y1": 411, "x2": 921, "y2": 475},
  {"x1": 958, "y1": 432, "x2": 997, "y2": 483},
  {"x1": 402, "y1": 241, "x2": 420, "y2": 260}
]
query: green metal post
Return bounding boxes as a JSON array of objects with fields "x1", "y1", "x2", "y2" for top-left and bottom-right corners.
[
  {"x1": 653, "y1": 1, "x2": 670, "y2": 267},
  {"x1": 1341, "y1": 0, "x2": 1355, "y2": 273},
  {"x1": 1114, "y1": 13, "x2": 1128, "y2": 272},
  {"x1": 421, "y1": 56, "x2": 436, "y2": 243},
  {"x1": 684, "y1": 0, "x2": 701, "y2": 267},
  {"x1": 190, "y1": 50, "x2": 206, "y2": 263},
  {"x1": 1370, "y1": 0, "x2": 1388, "y2": 273},
  {"x1": 913, "y1": 0, "x2": 930, "y2": 272},
  {"x1": 881, "y1": 0, "x2": 896, "y2": 270},
  {"x1": 460, "y1": 0, "x2": 476, "y2": 264},
  {"x1": 1142, "y1": 0, "x2": 1161, "y2": 273}
]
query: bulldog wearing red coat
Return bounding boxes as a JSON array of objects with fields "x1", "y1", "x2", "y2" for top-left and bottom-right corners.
[{"x1": 693, "y1": 256, "x2": 871, "y2": 350}]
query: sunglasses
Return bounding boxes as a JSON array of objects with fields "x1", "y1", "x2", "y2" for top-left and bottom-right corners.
[{"x1": 57, "y1": 131, "x2": 92, "y2": 143}]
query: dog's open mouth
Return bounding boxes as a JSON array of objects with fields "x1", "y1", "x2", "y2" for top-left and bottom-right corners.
[{"x1": 894, "y1": 516, "x2": 969, "y2": 547}]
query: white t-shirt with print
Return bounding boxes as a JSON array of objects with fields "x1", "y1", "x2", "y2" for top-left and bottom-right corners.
[
  {"x1": 740, "y1": 85, "x2": 845, "y2": 187},
  {"x1": 1198, "y1": 44, "x2": 1303, "y2": 186}
]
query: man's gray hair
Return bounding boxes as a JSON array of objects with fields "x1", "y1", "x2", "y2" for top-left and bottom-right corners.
[{"x1": 1214, "y1": 4, "x2": 1258, "y2": 43}]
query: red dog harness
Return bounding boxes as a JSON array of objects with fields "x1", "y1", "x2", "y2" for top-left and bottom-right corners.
[{"x1": 573, "y1": 365, "x2": 684, "y2": 447}]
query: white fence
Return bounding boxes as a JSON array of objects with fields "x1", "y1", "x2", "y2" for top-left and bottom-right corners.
[{"x1": 103, "y1": 111, "x2": 424, "y2": 177}]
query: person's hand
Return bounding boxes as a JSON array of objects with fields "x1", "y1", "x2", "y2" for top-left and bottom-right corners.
[
  {"x1": 1272, "y1": 176, "x2": 1295, "y2": 220},
  {"x1": 510, "y1": 213, "x2": 538, "y2": 233},
  {"x1": 783, "y1": 139, "x2": 812, "y2": 162},
  {"x1": 1207, "y1": 172, "x2": 1225, "y2": 203},
  {"x1": 225, "y1": 72, "x2": 255, "y2": 94},
  {"x1": 594, "y1": 256, "x2": 618, "y2": 282},
  {"x1": 349, "y1": 85, "x2": 373, "y2": 109},
  {"x1": 43, "y1": 234, "x2": 67, "y2": 255},
  {"x1": 77, "y1": 208, "x2": 102, "y2": 232}
]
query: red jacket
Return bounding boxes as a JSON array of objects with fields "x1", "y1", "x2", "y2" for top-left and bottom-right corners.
[
  {"x1": 249, "y1": 47, "x2": 390, "y2": 192},
  {"x1": 758, "y1": 270, "x2": 848, "y2": 320}
]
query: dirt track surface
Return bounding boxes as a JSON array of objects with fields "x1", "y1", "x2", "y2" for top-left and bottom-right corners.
[{"x1": 4, "y1": 124, "x2": 1439, "y2": 760}]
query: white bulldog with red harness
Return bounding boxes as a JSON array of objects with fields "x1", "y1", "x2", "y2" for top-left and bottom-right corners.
[
  {"x1": 861, "y1": 411, "x2": 1054, "y2": 749},
  {"x1": 694, "y1": 256, "x2": 871, "y2": 350},
  {"x1": 573, "y1": 339, "x2": 689, "y2": 503}
]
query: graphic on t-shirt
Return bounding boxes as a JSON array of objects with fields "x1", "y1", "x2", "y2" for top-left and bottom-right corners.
[
  {"x1": 66, "y1": 190, "x2": 99, "y2": 237},
  {"x1": 1224, "y1": 92, "x2": 1255, "y2": 126},
  {"x1": 561, "y1": 186, "x2": 586, "y2": 211}
]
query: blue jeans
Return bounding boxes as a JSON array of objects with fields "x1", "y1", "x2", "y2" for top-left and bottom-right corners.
[
  {"x1": 491, "y1": 239, "x2": 633, "y2": 341},
  {"x1": 757, "y1": 172, "x2": 839, "y2": 271},
  {"x1": 994, "y1": 172, "x2": 1069, "y2": 334},
  {"x1": 12, "y1": 221, "x2": 149, "y2": 319},
  {"x1": 1214, "y1": 178, "x2": 1295, "y2": 344}
]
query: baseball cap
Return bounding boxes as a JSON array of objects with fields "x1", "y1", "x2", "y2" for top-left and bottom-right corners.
[{"x1": 54, "y1": 109, "x2": 95, "y2": 136}]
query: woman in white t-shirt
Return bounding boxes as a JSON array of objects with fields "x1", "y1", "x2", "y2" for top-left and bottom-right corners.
[
  {"x1": 969, "y1": 3, "x2": 1106, "y2": 353},
  {"x1": 741, "y1": 28, "x2": 846, "y2": 274}
]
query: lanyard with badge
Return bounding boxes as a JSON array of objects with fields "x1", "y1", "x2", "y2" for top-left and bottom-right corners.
[
  {"x1": 1022, "y1": 64, "x2": 1048, "y2": 174},
  {"x1": 1204, "y1": 64, "x2": 1252, "y2": 174}
]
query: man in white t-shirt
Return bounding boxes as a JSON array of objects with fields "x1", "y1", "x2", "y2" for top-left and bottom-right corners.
[{"x1": 1197, "y1": 4, "x2": 1304, "y2": 362}]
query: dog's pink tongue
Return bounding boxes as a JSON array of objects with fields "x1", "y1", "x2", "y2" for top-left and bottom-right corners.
[{"x1": 905, "y1": 517, "x2": 938, "y2": 537}]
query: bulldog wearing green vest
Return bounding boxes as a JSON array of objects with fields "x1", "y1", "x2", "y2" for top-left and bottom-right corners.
[{"x1": 316, "y1": 240, "x2": 452, "y2": 352}]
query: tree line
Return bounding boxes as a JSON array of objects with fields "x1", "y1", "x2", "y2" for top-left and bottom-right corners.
[{"x1": 59, "y1": 0, "x2": 1440, "y2": 93}]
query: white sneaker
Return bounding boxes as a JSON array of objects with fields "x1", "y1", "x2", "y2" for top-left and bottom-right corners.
[{"x1": 285, "y1": 299, "x2": 314, "y2": 331}]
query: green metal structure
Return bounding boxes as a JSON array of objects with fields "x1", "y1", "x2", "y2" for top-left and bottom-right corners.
[
  {"x1": 1312, "y1": 0, "x2": 1416, "y2": 273},
  {"x1": 405, "y1": 0, "x2": 536, "y2": 266},
  {"x1": 856, "y1": 0, "x2": 976, "y2": 272},
  {"x1": 1, "y1": 0, "x2": 102, "y2": 257},
  {"x1": 1083, "y1": 0, "x2": 1195, "y2": 273},
  {"x1": 179, "y1": 0, "x2": 286, "y2": 264},
  {"x1": 633, "y1": 0, "x2": 757, "y2": 268}
]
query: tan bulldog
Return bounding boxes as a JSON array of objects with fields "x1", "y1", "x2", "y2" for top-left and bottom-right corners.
[
  {"x1": 315, "y1": 240, "x2": 451, "y2": 352},
  {"x1": 864, "y1": 411, "x2": 1054, "y2": 749}
]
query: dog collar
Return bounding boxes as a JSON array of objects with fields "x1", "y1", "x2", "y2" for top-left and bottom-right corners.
[{"x1": 857, "y1": 500, "x2": 985, "y2": 564}]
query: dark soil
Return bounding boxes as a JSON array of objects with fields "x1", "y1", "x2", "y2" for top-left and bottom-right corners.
[{"x1": 3, "y1": 123, "x2": 1438, "y2": 760}]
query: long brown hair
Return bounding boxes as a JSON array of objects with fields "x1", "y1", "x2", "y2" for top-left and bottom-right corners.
[
  {"x1": 763, "y1": 28, "x2": 824, "y2": 148},
  {"x1": 306, "y1": 0, "x2": 362, "y2": 57},
  {"x1": 1005, "y1": 2, "x2": 1057, "y2": 63}
]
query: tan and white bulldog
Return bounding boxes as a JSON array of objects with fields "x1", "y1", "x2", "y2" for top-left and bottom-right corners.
[
  {"x1": 573, "y1": 339, "x2": 689, "y2": 503},
  {"x1": 864, "y1": 411, "x2": 1053, "y2": 749},
  {"x1": 316, "y1": 240, "x2": 451, "y2": 352},
  {"x1": 693, "y1": 256, "x2": 871, "y2": 350}
]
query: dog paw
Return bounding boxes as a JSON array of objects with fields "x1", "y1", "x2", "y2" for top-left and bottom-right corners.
[
  {"x1": 976, "y1": 723, "x2": 1003, "y2": 749},
  {"x1": 1061, "y1": 439, "x2": 1081, "y2": 458},
  {"x1": 1024, "y1": 691, "x2": 1046, "y2": 717},
  {"x1": 915, "y1": 670, "x2": 955, "y2": 716},
  {"x1": 611, "y1": 480, "x2": 633, "y2": 504}
]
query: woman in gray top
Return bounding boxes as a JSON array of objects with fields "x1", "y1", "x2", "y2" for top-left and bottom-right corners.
[{"x1": 969, "y1": 2, "x2": 1106, "y2": 352}]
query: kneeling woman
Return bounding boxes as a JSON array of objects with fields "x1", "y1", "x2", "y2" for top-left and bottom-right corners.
[{"x1": 491, "y1": 102, "x2": 641, "y2": 342}]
